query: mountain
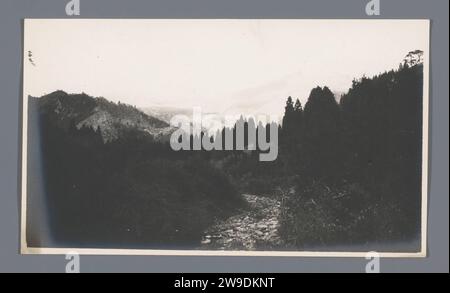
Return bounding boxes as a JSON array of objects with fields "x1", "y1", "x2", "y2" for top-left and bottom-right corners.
[
  {"x1": 142, "y1": 106, "x2": 195, "y2": 124},
  {"x1": 30, "y1": 91, "x2": 173, "y2": 142},
  {"x1": 142, "y1": 106, "x2": 226, "y2": 133}
]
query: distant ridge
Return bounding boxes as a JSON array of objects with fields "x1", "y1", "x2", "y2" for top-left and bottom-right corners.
[{"x1": 30, "y1": 91, "x2": 172, "y2": 142}]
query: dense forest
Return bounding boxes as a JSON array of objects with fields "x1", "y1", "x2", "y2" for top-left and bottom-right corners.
[
  {"x1": 277, "y1": 62, "x2": 423, "y2": 249},
  {"x1": 26, "y1": 54, "x2": 424, "y2": 251}
]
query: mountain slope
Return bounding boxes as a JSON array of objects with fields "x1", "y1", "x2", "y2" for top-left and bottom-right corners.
[
  {"x1": 30, "y1": 91, "x2": 172, "y2": 142},
  {"x1": 142, "y1": 106, "x2": 194, "y2": 124}
]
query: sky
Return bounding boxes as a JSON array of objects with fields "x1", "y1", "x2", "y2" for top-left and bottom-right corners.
[{"x1": 24, "y1": 19, "x2": 429, "y2": 117}]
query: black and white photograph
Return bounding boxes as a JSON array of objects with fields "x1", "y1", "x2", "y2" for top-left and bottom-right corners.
[{"x1": 21, "y1": 19, "x2": 429, "y2": 256}]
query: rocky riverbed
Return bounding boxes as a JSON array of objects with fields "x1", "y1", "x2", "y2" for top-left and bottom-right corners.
[{"x1": 200, "y1": 194, "x2": 285, "y2": 250}]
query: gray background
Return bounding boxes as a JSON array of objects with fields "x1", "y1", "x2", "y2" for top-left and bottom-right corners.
[{"x1": 0, "y1": 0, "x2": 448, "y2": 273}]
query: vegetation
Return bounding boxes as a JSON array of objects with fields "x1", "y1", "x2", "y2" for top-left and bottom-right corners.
[
  {"x1": 27, "y1": 55, "x2": 424, "y2": 251},
  {"x1": 277, "y1": 63, "x2": 423, "y2": 249},
  {"x1": 28, "y1": 112, "x2": 243, "y2": 248}
]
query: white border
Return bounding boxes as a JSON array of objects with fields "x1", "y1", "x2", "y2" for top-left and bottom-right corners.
[{"x1": 20, "y1": 19, "x2": 430, "y2": 257}]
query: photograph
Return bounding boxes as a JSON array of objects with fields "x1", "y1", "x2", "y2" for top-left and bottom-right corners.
[{"x1": 21, "y1": 19, "x2": 429, "y2": 256}]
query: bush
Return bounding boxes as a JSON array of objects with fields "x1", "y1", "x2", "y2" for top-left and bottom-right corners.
[
  {"x1": 279, "y1": 178, "x2": 417, "y2": 250},
  {"x1": 33, "y1": 118, "x2": 244, "y2": 249}
]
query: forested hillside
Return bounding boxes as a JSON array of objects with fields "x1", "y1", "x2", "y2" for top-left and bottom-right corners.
[
  {"x1": 27, "y1": 97, "x2": 244, "y2": 248},
  {"x1": 26, "y1": 52, "x2": 424, "y2": 251},
  {"x1": 276, "y1": 61, "x2": 424, "y2": 250}
]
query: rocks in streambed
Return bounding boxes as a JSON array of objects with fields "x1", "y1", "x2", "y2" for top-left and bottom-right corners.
[{"x1": 199, "y1": 194, "x2": 284, "y2": 250}]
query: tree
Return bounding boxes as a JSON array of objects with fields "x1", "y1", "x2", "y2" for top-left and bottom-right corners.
[
  {"x1": 282, "y1": 96, "x2": 295, "y2": 128},
  {"x1": 293, "y1": 98, "x2": 304, "y2": 138},
  {"x1": 302, "y1": 86, "x2": 342, "y2": 181}
]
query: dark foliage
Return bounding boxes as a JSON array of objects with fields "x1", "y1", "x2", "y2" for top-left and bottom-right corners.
[
  {"x1": 28, "y1": 112, "x2": 243, "y2": 249},
  {"x1": 27, "y1": 55, "x2": 424, "y2": 251},
  {"x1": 278, "y1": 63, "x2": 424, "y2": 249}
]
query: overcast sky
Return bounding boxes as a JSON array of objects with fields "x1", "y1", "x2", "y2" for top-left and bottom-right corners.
[{"x1": 24, "y1": 19, "x2": 429, "y2": 116}]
